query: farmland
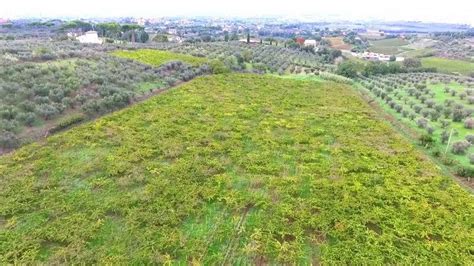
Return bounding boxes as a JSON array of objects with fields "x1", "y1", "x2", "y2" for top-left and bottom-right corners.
[
  {"x1": 151, "y1": 42, "x2": 333, "y2": 73},
  {"x1": 358, "y1": 73, "x2": 474, "y2": 175},
  {"x1": 421, "y1": 57, "x2": 474, "y2": 75},
  {"x1": 112, "y1": 49, "x2": 209, "y2": 66},
  {"x1": 326, "y1": 37, "x2": 352, "y2": 50},
  {"x1": 0, "y1": 44, "x2": 214, "y2": 153},
  {"x1": 1, "y1": 74, "x2": 473, "y2": 264},
  {"x1": 368, "y1": 38, "x2": 409, "y2": 55}
]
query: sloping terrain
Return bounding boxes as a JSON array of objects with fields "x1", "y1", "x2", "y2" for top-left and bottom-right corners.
[
  {"x1": 368, "y1": 38, "x2": 409, "y2": 55},
  {"x1": 112, "y1": 49, "x2": 209, "y2": 66},
  {"x1": 421, "y1": 57, "x2": 474, "y2": 75},
  {"x1": 326, "y1": 37, "x2": 352, "y2": 50},
  {"x1": 0, "y1": 74, "x2": 473, "y2": 264}
]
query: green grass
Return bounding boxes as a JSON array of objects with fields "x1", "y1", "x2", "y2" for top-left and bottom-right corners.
[
  {"x1": 274, "y1": 73, "x2": 324, "y2": 82},
  {"x1": 399, "y1": 48, "x2": 436, "y2": 58},
  {"x1": 135, "y1": 81, "x2": 166, "y2": 93},
  {"x1": 421, "y1": 57, "x2": 474, "y2": 75},
  {"x1": 0, "y1": 74, "x2": 473, "y2": 264},
  {"x1": 112, "y1": 49, "x2": 208, "y2": 66},
  {"x1": 369, "y1": 38, "x2": 409, "y2": 55}
]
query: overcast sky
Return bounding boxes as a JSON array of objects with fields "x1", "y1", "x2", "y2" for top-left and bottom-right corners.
[{"x1": 1, "y1": 0, "x2": 473, "y2": 25}]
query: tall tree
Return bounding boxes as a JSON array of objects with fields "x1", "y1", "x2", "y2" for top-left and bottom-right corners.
[{"x1": 224, "y1": 31, "x2": 229, "y2": 42}]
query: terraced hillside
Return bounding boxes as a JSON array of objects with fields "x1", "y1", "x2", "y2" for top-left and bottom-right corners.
[{"x1": 0, "y1": 74, "x2": 473, "y2": 264}]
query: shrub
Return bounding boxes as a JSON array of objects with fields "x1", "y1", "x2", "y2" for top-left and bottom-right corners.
[
  {"x1": 402, "y1": 110, "x2": 409, "y2": 118},
  {"x1": 429, "y1": 111, "x2": 440, "y2": 122},
  {"x1": 464, "y1": 118, "x2": 474, "y2": 129},
  {"x1": 452, "y1": 106, "x2": 465, "y2": 122},
  {"x1": 440, "y1": 119, "x2": 451, "y2": 128},
  {"x1": 419, "y1": 96, "x2": 427, "y2": 104},
  {"x1": 425, "y1": 99, "x2": 435, "y2": 108},
  {"x1": 441, "y1": 130, "x2": 450, "y2": 144},
  {"x1": 469, "y1": 154, "x2": 474, "y2": 165},
  {"x1": 452, "y1": 141, "x2": 470, "y2": 155},
  {"x1": 48, "y1": 113, "x2": 86, "y2": 134},
  {"x1": 388, "y1": 100, "x2": 396, "y2": 108},
  {"x1": 421, "y1": 109, "x2": 431, "y2": 118},
  {"x1": 468, "y1": 96, "x2": 474, "y2": 105},
  {"x1": 419, "y1": 133, "x2": 434, "y2": 147},
  {"x1": 414, "y1": 105, "x2": 422, "y2": 113},
  {"x1": 36, "y1": 104, "x2": 59, "y2": 120},
  {"x1": 459, "y1": 92, "x2": 467, "y2": 100},
  {"x1": 455, "y1": 165, "x2": 474, "y2": 177},
  {"x1": 209, "y1": 60, "x2": 231, "y2": 74},
  {"x1": 416, "y1": 118, "x2": 428, "y2": 128},
  {"x1": 16, "y1": 112, "x2": 37, "y2": 126},
  {"x1": 440, "y1": 154, "x2": 457, "y2": 166},
  {"x1": 444, "y1": 99, "x2": 454, "y2": 107},
  {"x1": 394, "y1": 104, "x2": 402, "y2": 113},
  {"x1": 443, "y1": 108, "x2": 452, "y2": 118},
  {"x1": 432, "y1": 148, "x2": 442, "y2": 158},
  {"x1": 0, "y1": 130, "x2": 19, "y2": 148},
  {"x1": 465, "y1": 134, "x2": 474, "y2": 144},
  {"x1": 0, "y1": 119, "x2": 19, "y2": 132},
  {"x1": 426, "y1": 125, "x2": 435, "y2": 135}
]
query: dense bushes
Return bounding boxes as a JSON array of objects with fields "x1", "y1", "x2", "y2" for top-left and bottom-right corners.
[
  {"x1": 0, "y1": 130, "x2": 19, "y2": 148},
  {"x1": 452, "y1": 141, "x2": 471, "y2": 154}
]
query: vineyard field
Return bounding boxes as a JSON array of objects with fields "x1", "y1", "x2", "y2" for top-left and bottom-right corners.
[{"x1": 1, "y1": 74, "x2": 473, "y2": 264}]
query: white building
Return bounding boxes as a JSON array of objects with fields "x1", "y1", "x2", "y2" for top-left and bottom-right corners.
[
  {"x1": 76, "y1": 31, "x2": 103, "y2": 44},
  {"x1": 239, "y1": 38, "x2": 261, "y2": 44},
  {"x1": 351, "y1": 51, "x2": 404, "y2": 62},
  {"x1": 169, "y1": 35, "x2": 183, "y2": 43},
  {"x1": 304, "y1": 39, "x2": 317, "y2": 46}
]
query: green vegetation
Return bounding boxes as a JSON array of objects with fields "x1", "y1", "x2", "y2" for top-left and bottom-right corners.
[
  {"x1": 399, "y1": 48, "x2": 436, "y2": 58},
  {"x1": 335, "y1": 59, "x2": 434, "y2": 79},
  {"x1": 95, "y1": 22, "x2": 149, "y2": 43},
  {"x1": 112, "y1": 49, "x2": 208, "y2": 66},
  {"x1": 1, "y1": 74, "x2": 473, "y2": 264},
  {"x1": 151, "y1": 42, "x2": 334, "y2": 73},
  {"x1": 359, "y1": 73, "x2": 474, "y2": 173},
  {"x1": 369, "y1": 38, "x2": 409, "y2": 55},
  {"x1": 0, "y1": 58, "x2": 158, "y2": 150},
  {"x1": 318, "y1": 72, "x2": 353, "y2": 84},
  {"x1": 0, "y1": 49, "x2": 214, "y2": 152},
  {"x1": 421, "y1": 57, "x2": 474, "y2": 75}
]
